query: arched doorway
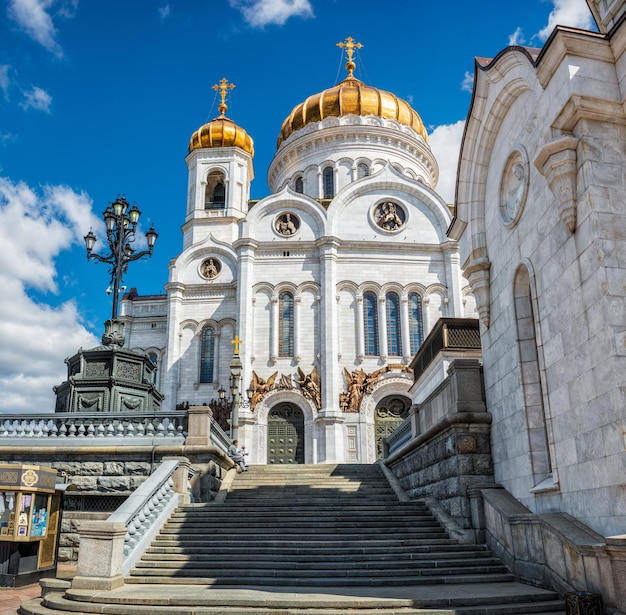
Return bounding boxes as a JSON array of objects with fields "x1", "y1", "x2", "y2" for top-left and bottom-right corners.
[
  {"x1": 374, "y1": 395, "x2": 411, "y2": 459},
  {"x1": 267, "y1": 403, "x2": 305, "y2": 464}
]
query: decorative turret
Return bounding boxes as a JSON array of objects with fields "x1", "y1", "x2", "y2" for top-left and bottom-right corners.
[{"x1": 184, "y1": 78, "x2": 254, "y2": 237}]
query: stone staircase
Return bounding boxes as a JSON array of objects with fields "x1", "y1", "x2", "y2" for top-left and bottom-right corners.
[{"x1": 20, "y1": 464, "x2": 566, "y2": 614}]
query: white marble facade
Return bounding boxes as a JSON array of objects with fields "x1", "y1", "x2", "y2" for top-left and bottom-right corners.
[
  {"x1": 120, "y1": 68, "x2": 474, "y2": 465},
  {"x1": 452, "y1": 1, "x2": 626, "y2": 538}
]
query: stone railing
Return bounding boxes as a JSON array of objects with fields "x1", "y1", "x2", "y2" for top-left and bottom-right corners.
[
  {"x1": 384, "y1": 358, "x2": 493, "y2": 535},
  {"x1": 72, "y1": 456, "x2": 191, "y2": 590},
  {"x1": 0, "y1": 411, "x2": 187, "y2": 445},
  {"x1": 0, "y1": 410, "x2": 231, "y2": 452}
]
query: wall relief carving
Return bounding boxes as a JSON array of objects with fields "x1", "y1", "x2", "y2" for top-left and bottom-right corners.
[
  {"x1": 500, "y1": 147, "x2": 529, "y2": 227},
  {"x1": 296, "y1": 367, "x2": 321, "y2": 410},
  {"x1": 250, "y1": 371, "x2": 278, "y2": 411},
  {"x1": 275, "y1": 212, "x2": 300, "y2": 236},
  {"x1": 374, "y1": 201, "x2": 406, "y2": 232},
  {"x1": 340, "y1": 367, "x2": 387, "y2": 413},
  {"x1": 200, "y1": 257, "x2": 221, "y2": 280}
]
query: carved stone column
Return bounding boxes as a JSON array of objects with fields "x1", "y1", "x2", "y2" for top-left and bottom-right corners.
[
  {"x1": 534, "y1": 136, "x2": 579, "y2": 233},
  {"x1": 463, "y1": 257, "x2": 491, "y2": 328}
]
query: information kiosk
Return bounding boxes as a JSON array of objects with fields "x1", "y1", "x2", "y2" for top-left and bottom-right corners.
[{"x1": 0, "y1": 464, "x2": 61, "y2": 586}]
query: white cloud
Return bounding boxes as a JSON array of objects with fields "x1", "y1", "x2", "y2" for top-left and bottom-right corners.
[
  {"x1": 0, "y1": 65, "x2": 10, "y2": 100},
  {"x1": 508, "y1": 26, "x2": 526, "y2": 46},
  {"x1": 229, "y1": 0, "x2": 314, "y2": 28},
  {"x1": 0, "y1": 178, "x2": 101, "y2": 413},
  {"x1": 20, "y1": 85, "x2": 52, "y2": 113},
  {"x1": 8, "y1": 0, "x2": 61, "y2": 56},
  {"x1": 537, "y1": 0, "x2": 594, "y2": 41},
  {"x1": 158, "y1": 3, "x2": 170, "y2": 18},
  {"x1": 461, "y1": 71, "x2": 474, "y2": 93},
  {"x1": 428, "y1": 119, "x2": 465, "y2": 204}
]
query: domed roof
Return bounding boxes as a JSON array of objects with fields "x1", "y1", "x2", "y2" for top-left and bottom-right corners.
[
  {"x1": 188, "y1": 116, "x2": 254, "y2": 155},
  {"x1": 188, "y1": 78, "x2": 254, "y2": 156},
  {"x1": 277, "y1": 40, "x2": 428, "y2": 148}
]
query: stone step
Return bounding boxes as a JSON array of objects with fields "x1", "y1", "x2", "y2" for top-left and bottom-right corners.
[
  {"x1": 158, "y1": 527, "x2": 444, "y2": 536},
  {"x1": 20, "y1": 584, "x2": 566, "y2": 615},
  {"x1": 140, "y1": 550, "x2": 496, "y2": 563},
  {"x1": 151, "y1": 534, "x2": 450, "y2": 546},
  {"x1": 144, "y1": 543, "x2": 488, "y2": 556},
  {"x1": 169, "y1": 512, "x2": 434, "y2": 522},
  {"x1": 126, "y1": 571, "x2": 517, "y2": 586},
  {"x1": 134, "y1": 557, "x2": 505, "y2": 571}
]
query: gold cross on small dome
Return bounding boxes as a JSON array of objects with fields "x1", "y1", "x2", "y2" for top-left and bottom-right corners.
[
  {"x1": 212, "y1": 78, "x2": 236, "y2": 117},
  {"x1": 337, "y1": 37, "x2": 363, "y2": 77}
]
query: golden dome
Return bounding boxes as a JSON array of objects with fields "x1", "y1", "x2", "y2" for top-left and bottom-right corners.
[
  {"x1": 188, "y1": 116, "x2": 254, "y2": 156},
  {"x1": 277, "y1": 75, "x2": 428, "y2": 147},
  {"x1": 188, "y1": 77, "x2": 254, "y2": 156}
]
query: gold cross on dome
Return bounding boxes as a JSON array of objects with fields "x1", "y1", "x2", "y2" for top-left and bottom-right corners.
[
  {"x1": 212, "y1": 78, "x2": 236, "y2": 117},
  {"x1": 337, "y1": 37, "x2": 363, "y2": 77},
  {"x1": 231, "y1": 335, "x2": 243, "y2": 355}
]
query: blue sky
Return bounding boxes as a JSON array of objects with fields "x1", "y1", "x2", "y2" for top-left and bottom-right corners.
[{"x1": 0, "y1": 0, "x2": 595, "y2": 413}]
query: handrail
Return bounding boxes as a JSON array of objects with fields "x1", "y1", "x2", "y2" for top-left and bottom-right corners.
[{"x1": 107, "y1": 458, "x2": 182, "y2": 575}]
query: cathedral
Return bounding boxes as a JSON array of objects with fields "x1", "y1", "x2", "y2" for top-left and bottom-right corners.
[{"x1": 119, "y1": 39, "x2": 476, "y2": 466}]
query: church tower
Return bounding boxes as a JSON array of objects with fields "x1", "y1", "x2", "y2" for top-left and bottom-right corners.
[{"x1": 182, "y1": 78, "x2": 254, "y2": 251}]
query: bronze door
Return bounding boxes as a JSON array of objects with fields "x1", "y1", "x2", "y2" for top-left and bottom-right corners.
[
  {"x1": 267, "y1": 403, "x2": 304, "y2": 464},
  {"x1": 375, "y1": 395, "x2": 411, "y2": 459}
]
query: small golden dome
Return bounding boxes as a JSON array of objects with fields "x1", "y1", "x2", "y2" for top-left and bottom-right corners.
[
  {"x1": 188, "y1": 77, "x2": 254, "y2": 156},
  {"x1": 277, "y1": 75, "x2": 428, "y2": 147},
  {"x1": 188, "y1": 116, "x2": 254, "y2": 156}
]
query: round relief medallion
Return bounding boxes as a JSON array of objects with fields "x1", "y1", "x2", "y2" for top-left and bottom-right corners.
[
  {"x1": 500, "y1": 147, "x2": 529, "y2": 227},
  {"x1": 374, "y1": 201, "x2": 406, "y2": 232},
  {"x1": 274, "y1": 212, "x2": 300, "y2": 237},
  {"x1": 200, "y1": 257, "x2": 221, "y2": 280}
]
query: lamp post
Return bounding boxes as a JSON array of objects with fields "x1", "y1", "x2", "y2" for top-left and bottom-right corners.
[
  {"x1": 219, "y1": 372, "x2": 253, "y2": 440},
  {"x1": 84, "y1": 196, "x2": 158, "y2": 321}
]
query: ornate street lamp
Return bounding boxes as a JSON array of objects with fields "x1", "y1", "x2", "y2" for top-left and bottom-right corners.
[{"x1": 84, "y1": 196, "x2": 158, "y2": 321}]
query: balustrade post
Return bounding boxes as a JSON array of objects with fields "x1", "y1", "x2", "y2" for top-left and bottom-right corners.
[
  {"x1": 186, "y1": 406, "x2": 212, "y2": 446},
  {"x1": 162, "y1": 456, "x2": 192, "y2": 504},
  {"x1": 72, "y1": 521, "x2": 127, "y2": 590}
]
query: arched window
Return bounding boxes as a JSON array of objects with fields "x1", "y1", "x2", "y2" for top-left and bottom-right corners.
[
  {"x1": 322, "y1": 167, "x2": 334, "y2": 199},
  {"x1": 363, "y1": 292, "x2": 379, "y2": 356},
  {"x1": 514, "y1": 265, "x2": 552, "y2": 484},
  {"x1": 199, "y1": 327, "x2": 215, "y2": 383},
  {"x1": 294, "y1": 176, "x2": 303, "y2": 193},
  {"x1": 205, "y1": 169, "x2": 226, "y2": 210},
  {"x1": 357, "y1": 163, "x2": 369, "y2": 178},
  {"x1": 278, "y1": 291, "x2": 294, "y2": 357},
  {"x1": 408, "y1": 292, "x2": 424, "y2": 354},
  {"x1": 386, "y1": 292, "x2": 402, "y2": 356}
]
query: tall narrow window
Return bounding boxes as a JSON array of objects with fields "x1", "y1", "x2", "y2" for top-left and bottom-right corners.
[
  {"x1": 294, "y1": 176, "x2": 303, "y2": 193},
  {"x1": 199, "y1": 327, "x2": 215, "y2": 383},
  {"x1": 408, "y1": 292, "x2": 424, "y2": 354},
  {"x1": 357, "y1": 163, "x2": 369, "y2": 178},
  {"x1": 323, "y1": 167, "x2": 334, "y2": 199},
  {"x1": 278, "y1": 291, "x2": 294, "y2": 357},
  {"x1": 205, "y1": 169, "x2": 227, "y2": 210},
  {"x1": 386, "y1": 292, "x2": 402, "y2": 356},
  {"x1": 363, "y1": 292, "x2": 379, "y2": 356}
]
